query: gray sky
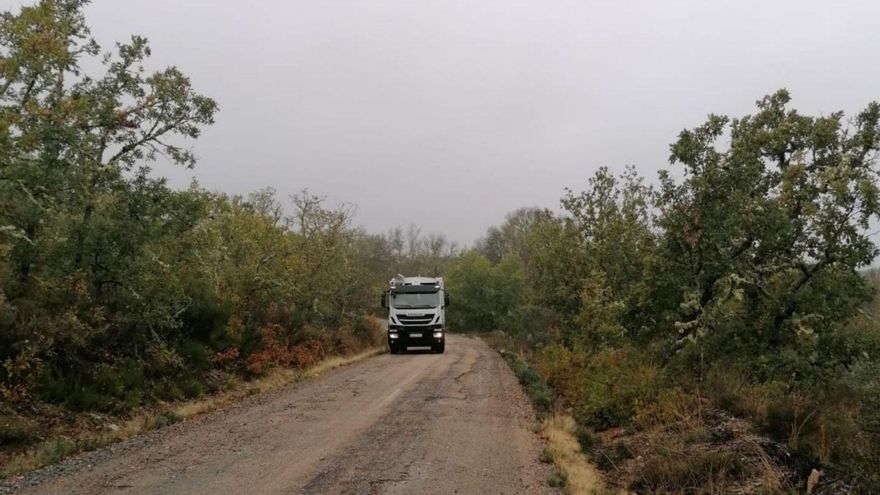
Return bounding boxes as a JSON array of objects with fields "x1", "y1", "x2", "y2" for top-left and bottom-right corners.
[{"x1": 12, "y1": 0, "x2": 880, "y2": 245}]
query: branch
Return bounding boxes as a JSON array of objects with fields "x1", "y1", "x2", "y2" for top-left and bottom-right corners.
[{"x1": 0, "y1": 176, "x2": 48, "y2": 210}]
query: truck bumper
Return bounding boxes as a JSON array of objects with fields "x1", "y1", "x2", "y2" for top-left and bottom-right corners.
[{"x1": 388, "y1": 327, "x2": 444, "y2": 349}]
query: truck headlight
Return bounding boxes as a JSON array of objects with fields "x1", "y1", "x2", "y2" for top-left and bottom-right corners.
[
  {"x1": 389, "y1": 332, "x2": 399, "y2": 339},
  {"x1": 433, "y1": 331, "x2": 443, "y2": 338}
]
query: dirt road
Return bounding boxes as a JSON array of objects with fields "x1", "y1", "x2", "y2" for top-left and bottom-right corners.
[{"x1": 7, "y1": 335, "x2": 555, "y2": 495}]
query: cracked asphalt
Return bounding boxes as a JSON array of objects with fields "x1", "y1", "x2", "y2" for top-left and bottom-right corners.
[{"x1": 8, "y1": 335, "x2": 556, "y2": 495}]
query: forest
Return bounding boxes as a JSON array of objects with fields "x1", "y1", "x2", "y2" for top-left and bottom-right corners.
[{"x1": 454, "y1": 97, "x2": 880, "y2": 491}]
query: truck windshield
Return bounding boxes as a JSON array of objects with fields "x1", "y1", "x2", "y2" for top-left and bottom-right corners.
[{"x1": 391, "y1": 291, "x2": 440, "y2": 309}]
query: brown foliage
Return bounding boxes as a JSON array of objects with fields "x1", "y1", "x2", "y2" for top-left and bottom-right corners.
[{"x1": 245, "y1": 324, "x2": 324, "y2": 376}]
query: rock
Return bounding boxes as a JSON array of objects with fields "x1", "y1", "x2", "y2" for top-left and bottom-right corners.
[{"x1": 807, "y1": 468, "x2": 821, "y2": 494}]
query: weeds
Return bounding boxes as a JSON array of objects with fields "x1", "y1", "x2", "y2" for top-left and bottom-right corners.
[
  {"x1": 150, "y1": 411, "x2": 181, "y2": 430},
  {"x1": 548, "y1": 468, "x2": 568, "y2": 488},
  {"x1": 635, "y1": 449, "x2": 748, "y2": 493},
  {"x1": 502, "y1": 351, "x2": 555, "y2": 414},
  {"x1": 540, "y1": 414, "x2": 606, "y2": 494}
]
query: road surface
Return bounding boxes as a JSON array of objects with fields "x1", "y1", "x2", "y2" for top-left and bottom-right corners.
[{"x1": 7, "y1": 335, "x2": 555, "y2": 495}]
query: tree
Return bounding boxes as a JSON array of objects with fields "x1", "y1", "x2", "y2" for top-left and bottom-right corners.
[
  {"x1": 445, "y1": 251, "x2": 524, "y2": 331},
  {"x1": 0, "y1": 0, "x2": 216, "y2": 406},
  {"x1": 657, "y1": 90, "x2": 880, "y2": 377},
  {"x1": 477, "y1": 207, "x2": 547, "y2": 264},
  {"x1": 0, "y1": 0, "x2": 217, "y2": 292}
]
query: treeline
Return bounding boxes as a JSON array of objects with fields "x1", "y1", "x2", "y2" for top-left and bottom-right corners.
[
  {"x1": 0, "y1": 0, "x2": 459, "y2": 423},
  {"x1": 449, "y1": 92, "x2": 880, "y2": 491}
]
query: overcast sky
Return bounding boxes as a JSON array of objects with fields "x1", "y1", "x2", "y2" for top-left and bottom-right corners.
[{"x1": 8, "y1": 0, "x2": 880, "y2": 245}]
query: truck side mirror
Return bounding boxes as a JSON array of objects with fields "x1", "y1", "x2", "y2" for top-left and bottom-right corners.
[
  {"x1": 444, "y1": 292, "x2": 450, "y2": 307},
  {"x1": 380, "y1": 291, "x2": 388, "y2": 309}
]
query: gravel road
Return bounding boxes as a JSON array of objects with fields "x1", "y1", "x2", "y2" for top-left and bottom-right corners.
[{"x1": 5, "y1": 335, "x2": 555, "y2": 495}]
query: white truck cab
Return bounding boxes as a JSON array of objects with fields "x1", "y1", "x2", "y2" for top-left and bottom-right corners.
[{"x1": 381, "y1": 275, "x2": 449, "y2": 354}]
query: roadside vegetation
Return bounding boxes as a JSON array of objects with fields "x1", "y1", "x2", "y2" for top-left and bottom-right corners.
[
  {"x1": 454, "y1": 93, "x2": 880, "y2": 493},
  {"x1": 0, "y1": 0, "x2": 458, "y2": 476}
]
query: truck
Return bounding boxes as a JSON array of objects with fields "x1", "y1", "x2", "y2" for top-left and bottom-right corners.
[{"x1": 381, "y1": 275, "x2": 450, "y2": 354}]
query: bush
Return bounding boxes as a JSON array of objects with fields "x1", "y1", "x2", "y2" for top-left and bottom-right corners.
[
  {"x1": 547, "y1": 468, "x2": 567, "y2": 488},
  {"x1": 704, "y1": 367, "x2": 783, "y2": 420},
  {"x1": 840, "y1": 361, "x2": 880, "y2": 490},
  {"x1": 0, "y1": 411, "x2": 39, "y2": 445},
  {"x1": 503, "y1": 305, "x2": 555, "y2": 345},
  {"x1": 542, "y1": 346, "x2": 662, "y2": 430},
  {"x1": 289, "y1": 340, "x2": 323, "y2": 369},
  {"x1": 349, "y1": 314, "x2": 384, "y2": 346},
  {"x1": 633, "y1": 387, "x2": 703, "y2": 430},
  {"x1": 574, "y1": 424, "x2": 598, "y2": 454},
  {"x1": 703, "y1": 363, "x2": 880, "y2": 492},
  {"x1": 445, "y1": 252, "x2": 525, "y2": 332},
  {"x1": 151, "y1": 411, "x2": 181, "y2": 430},
  {"x1": 634, "y1": 449, "x2": 749, "y2": 493},
  {"x1": 246, "y1": 324, "x2": 325, "y2": 376},
  {"x1": 39, "y1": 361, "x2": 145, "y2": 414},
  {"x1": 503, "y1": 352, "x2": 555, "y2": 413}
]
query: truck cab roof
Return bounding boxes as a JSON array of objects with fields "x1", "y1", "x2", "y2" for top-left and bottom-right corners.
[{"x1": 389, "y1": 275, "x2": 444, "y2": 288}]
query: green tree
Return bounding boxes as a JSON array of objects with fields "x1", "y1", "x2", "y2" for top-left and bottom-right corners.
[
  {"x1": 1, "y1": 1, "x2": 216, "y2": 290},
  {"x1": 0, "y1": 0, "x2": 216, "y2": 405},
  {"x1": 657, "y1": 90, "x2": 880, "y2": 378},
  {"x1": 445, "y1": 251, "x2": 525, "y2": 331},
  {"x1": 477, "y1": 207, "x2": 547, "y2": 265}
]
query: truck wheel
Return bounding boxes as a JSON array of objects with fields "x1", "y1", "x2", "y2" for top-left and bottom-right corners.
[
  {"x1": 389, "y1": 345, "x2": 399, "y2": 355},
  {"x1": 433, "y1": 343, "x2": 445, "y2": 354}
]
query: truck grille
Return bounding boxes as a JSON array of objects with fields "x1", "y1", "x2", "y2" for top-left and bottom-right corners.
[{"x1": 397, "y1": 314, "x2": 435, "y2": 325}]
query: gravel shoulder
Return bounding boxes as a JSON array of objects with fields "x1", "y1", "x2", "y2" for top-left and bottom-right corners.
[{"x1": 3, "y1": 334, "x2": 555, "y2": 495}]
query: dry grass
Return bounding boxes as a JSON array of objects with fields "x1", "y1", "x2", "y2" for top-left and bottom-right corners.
[
  {"x1": 541, "y1": 413, "x2": 612, "y2": 495},
  {"x1": 302, "y1": 347, "x2": 384, "y2": 379},
  {"x1": 0, "y1": 346, "x2": 384, "y2": 480},
  {"x1": 174, "y1": 347, "x2": 383, "y2": 419},
  {"x1": 591, "y1": 406, "x2": 800, "y2": 495}
]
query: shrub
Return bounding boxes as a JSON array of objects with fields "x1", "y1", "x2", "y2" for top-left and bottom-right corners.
[
  {"x1": 634, "y1": 387, "x2": 703, "y2": 430},
  {"x1": 839, "y1": 361, "x2": 880, "y2": 490},
  {"x1": 574, "y1": 424, "x2": 598, "y2": 454},
  {"x1": 704, "y1": 367, "x2": 783, "y2": 420},
  {"x1": 568, "y1": 347, "x2": 663, "y2": 430},
  {"x1": 503, "y1": 352, "x2": 555, "y2": 413},
  {"x1": 503, "y1": 305, "x2": 555, "y2": 345},
  {"x1": 0, "y1": 411, "x2": 39, "y2": 445},
  {"x1": 445, "y1": 252, "x2": 525, "y2": 332},
  {"x1": 349, "y1": 314, "x2": 384, "y2": 346},
  {"x1": 245, "y1": 324, "x2": 291, "y2": 376},
  {"x1": 547, "y1": 468, "x2": 568, "y2": 488},
  {"x1": 39, "y1": 361, "x2": 145, "y2": 414},
  {"x1": 634, "y1": 449, "x2": 749, "y2": 493},
  {"x1": 535, "y1": 343, "x2": 582, "y2": 397},
  {"x1": 151, "y1": 411, "x2": 181, "y2": 430},
  {"x1": 289, "y1": 340, "x2": 323, "y2": 369},
  {"x1": 704, "y1": 363, "x2": 880, "y2": 492},
  {"x1": 35, "y1": 438, "x2": 78, "y2": 467}
]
